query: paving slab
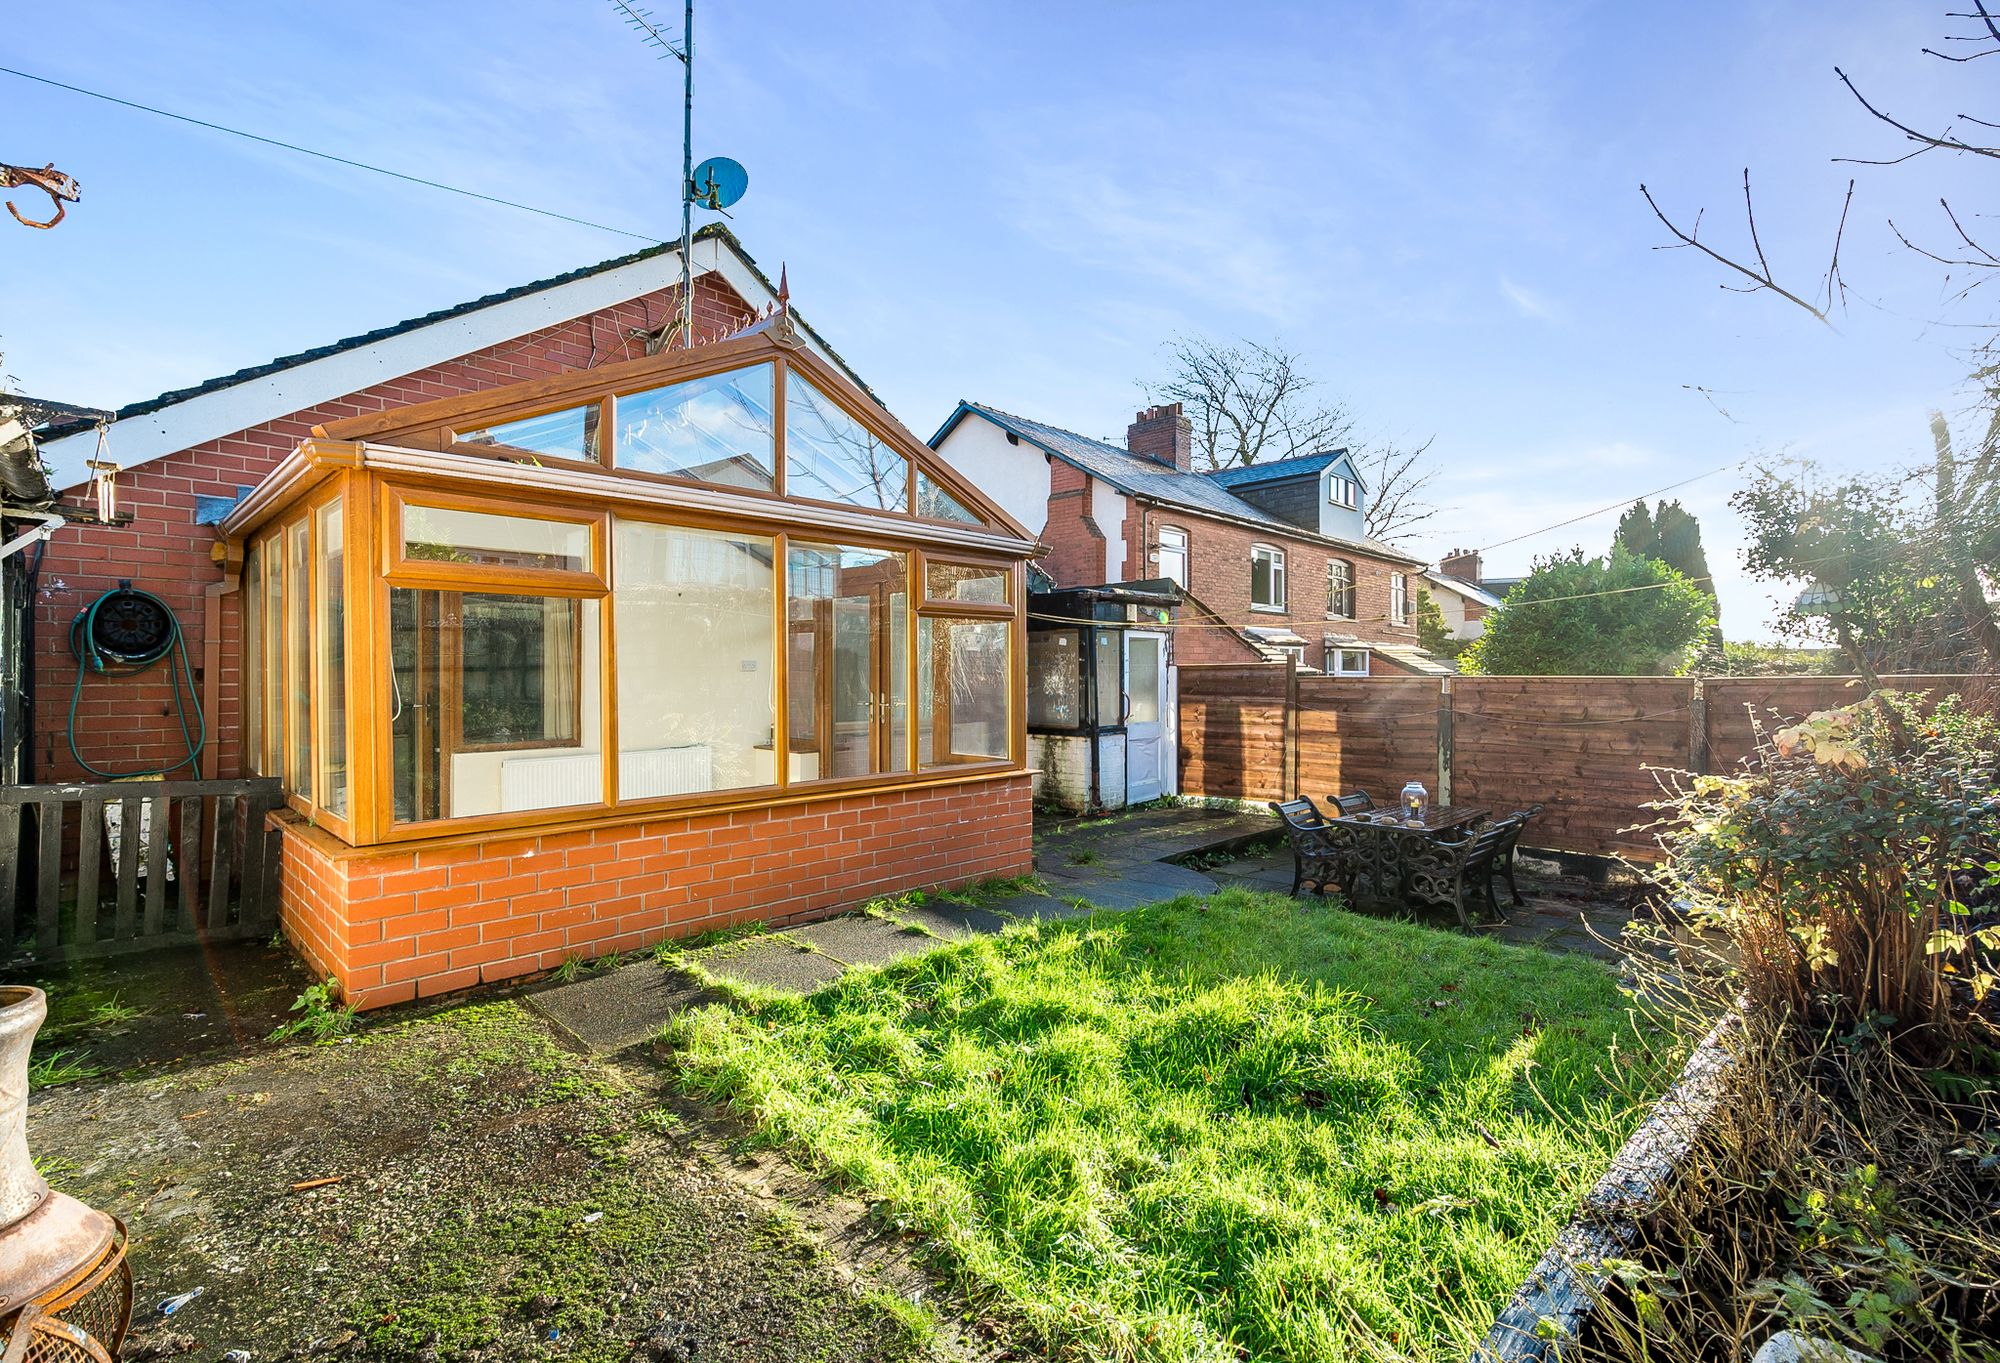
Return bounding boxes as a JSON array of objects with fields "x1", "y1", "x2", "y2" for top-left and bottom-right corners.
[
  {"x1": 899, "y1": 901, "x2": 1011, "y2": 940},
  {"x1": 527, "y1": 959, "x2": 720, "y2": 1052},
  {"x1": 787, "y1": 914, "x2": 937, "y2": 968},
  {"x1": 1034, "y1": 806, "x2": 1279, "y2": 869},
  {"x1": 698, "y1": 939, "x2": 847, "y2": 993},
  {"x1": 986, "y1": 890, "x2": 1095, "y2": 922}
]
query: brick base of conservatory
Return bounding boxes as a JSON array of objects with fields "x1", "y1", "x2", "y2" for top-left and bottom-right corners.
[{"x1": 276, "y1": 774, "x2": 1034, "y2": 1009}]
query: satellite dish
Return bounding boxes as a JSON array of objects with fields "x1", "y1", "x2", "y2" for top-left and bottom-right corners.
[{"x1": 689, "y1": 156, "x2": 748, "y2": 211}]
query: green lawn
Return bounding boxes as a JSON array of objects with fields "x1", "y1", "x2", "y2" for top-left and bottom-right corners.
[{"x1": 666, "y1": 888, "x2": 1676, "y2": 1363}]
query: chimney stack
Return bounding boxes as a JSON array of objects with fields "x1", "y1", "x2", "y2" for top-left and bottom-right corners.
[
  {"x1": 1440, "y1": 547, "x2": 1483, "y2": 584},
  {"x1": 1127, "y1": 403, "x2": 1193, "y2": 472}
]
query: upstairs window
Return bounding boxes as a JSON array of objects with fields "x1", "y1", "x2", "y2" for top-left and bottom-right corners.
[
  {"x1": 1329, "y1": 474, "x2": 1359, "y2": 510},
  {"x1": 1390, "y1": 572, "x2": 1408, "y2": 624},
  {"x1": 1326, "y1": 558, "x2": 1355, "y2": 618},
  {"x1": 1250, "y1": 545, "x2": 1286, "y2": 611},
  {"x1": 786, "y1": 373, "x2": 910, "y2": 511},
  {"x1": 1156, "y1": 526, "x2": 1189, "y2": 589}
]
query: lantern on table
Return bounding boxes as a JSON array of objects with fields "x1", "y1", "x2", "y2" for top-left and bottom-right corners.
[{"x1": 1400, "y1": 780, "x2": 1429, "y2": 822}]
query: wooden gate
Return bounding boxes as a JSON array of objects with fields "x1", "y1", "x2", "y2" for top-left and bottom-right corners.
[{"x1": 0, "y1": 778, "x2": 285, "y2": 962}]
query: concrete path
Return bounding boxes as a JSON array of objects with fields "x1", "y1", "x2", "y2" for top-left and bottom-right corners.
[
  {"x1": 528, "y1": 803, "x2": 1637, "y2": 1053},
  {"x1": 531, "y1": 806, "x2": 1278, "y2": 1050}
]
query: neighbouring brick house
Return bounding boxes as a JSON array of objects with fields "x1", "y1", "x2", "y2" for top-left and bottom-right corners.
[
  {"x1": 928, "y1": 399, "x2": 1437, "y2": 676},
  {"x1": 1424, "y1": 548, "x2": 1507, "y2": 645},
  {"x1": 18, "y1": 226, "x2": 1036, "y2": 1007}
]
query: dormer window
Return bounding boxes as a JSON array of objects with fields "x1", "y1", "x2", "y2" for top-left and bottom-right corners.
[{"x1": 1329, "y1": 474, "x2": 1359, "y2": 510}]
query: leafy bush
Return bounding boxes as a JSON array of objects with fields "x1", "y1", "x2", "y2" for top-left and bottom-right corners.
[
  {"x1": 1655, "y1": 689, "x2": 2000, "y2": 1064},
  {"x1": 1459, "y1": 547, "x2": 1715, "y2": 676}
]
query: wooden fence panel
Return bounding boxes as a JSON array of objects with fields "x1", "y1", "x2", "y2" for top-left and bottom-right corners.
[
  {"x1": 1182, "y1": 671, "x2": 1998, "y2": 862},
  {"x1": 1295, "y1": 676, "x2": 1442, "y2": 806},
  {"x1": 1176, "y1": 664, "x2": 1291, "y2": 802},
  {"x1": 1704, "y1": 674, "x2": 1998, "y2": 771},
  {"x1": 1, "y1": 778, "x2": 285, "y2": 963},
  {"x1": 1452, "y1": 677, "x2": 1694, "y2": 861}
]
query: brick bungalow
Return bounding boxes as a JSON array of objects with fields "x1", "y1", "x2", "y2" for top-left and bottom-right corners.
[
  {"x1": 928, "y1": 400, "x2": 1439, "y2": 676},
  {"x1": 20, "y1": 226, "x2": 1036, "y2": 1006}
]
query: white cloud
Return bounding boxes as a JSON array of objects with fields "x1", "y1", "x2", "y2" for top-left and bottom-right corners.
[{"x1": 1499, "y1": 275, "x2": 1560, "y2": 322}]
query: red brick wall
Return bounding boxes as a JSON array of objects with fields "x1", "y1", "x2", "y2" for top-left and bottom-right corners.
[
  {"x1": 282, "y1": 774, "x2": 1035, "y2": 1009},
  {"x1": 1038, "y1": 458, "x2": 1107, "y2": 588},
  {"x1": 1116, "y1": 501, "x2": 1420, "y2": 667},
  {"x1": 31, "y1": 274, "x2": 755, "y2": 782}
]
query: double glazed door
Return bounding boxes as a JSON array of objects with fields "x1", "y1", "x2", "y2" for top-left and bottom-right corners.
[
  {"x1": 803, "y1": 583, "x2": 908, "y2": 779},
  {"x1": 1124, "y1": 631, "x2": 1170, "y2": 804}
]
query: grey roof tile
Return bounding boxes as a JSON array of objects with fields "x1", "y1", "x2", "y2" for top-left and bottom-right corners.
[
  {"x1": 1204, "y1": 449, "x2": 1346, "y2": 488},
  {"x1": 941, "y1": 403, "x2": 1416, "y2": 563}
]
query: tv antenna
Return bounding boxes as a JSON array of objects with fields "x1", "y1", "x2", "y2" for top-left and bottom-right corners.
[{"x1": 606, "y1": 0, "x2": 749, "y2": 351}]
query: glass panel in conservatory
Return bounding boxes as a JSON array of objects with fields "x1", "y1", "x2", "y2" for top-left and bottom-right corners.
[
  {"x1": 786, "y1": 543, "x2": 908, "y2": 778},
  {"x1": 784, "y1": 373, "x2": 909, "y2": 512},
  {"x1": 918, "y1": 617, "x2": 1011, "y2": 766},
  {"x1": 389, "y1": 588, "x2": 603, "y2": 823},
  {"x1": 402, "y1": 503, "x2": 590, "y2": 573},
  {"x1": 615, "y1": 364, "x2": 775, "y2": 492},
  {"x1": 614, "y1": 521, "x2": 777, "y2": 797}
]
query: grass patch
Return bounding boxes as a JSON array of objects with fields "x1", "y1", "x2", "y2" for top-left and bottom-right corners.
[
  {"x1": 666, "y1": 887, "x2": 1676, "y2": 1362},
  {"x1": 28, "y1": 1049, "x2": 102, "y2": 1090}
]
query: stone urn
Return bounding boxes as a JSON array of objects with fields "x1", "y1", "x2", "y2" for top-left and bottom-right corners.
[{"x1": 0, "y1": 985, "x2": 129, "y2": 1351}]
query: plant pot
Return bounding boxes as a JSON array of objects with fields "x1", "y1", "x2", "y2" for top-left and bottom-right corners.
[
  {"x1": 0, "y1": 986, "x2": 50, "y2": 1229},
  {"x1": 0, "y1": 985, "x2": 119, "y2": 1317}
]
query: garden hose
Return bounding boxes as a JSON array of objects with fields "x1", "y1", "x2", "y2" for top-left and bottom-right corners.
[{"x1": 66, "y1": 581, "x2": 205, "y2": 779}]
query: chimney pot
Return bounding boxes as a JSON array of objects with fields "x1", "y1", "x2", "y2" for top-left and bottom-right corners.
[
  {"x1": 1440, "y1": 547, "x2": 1483, "y2": 584},
  {"x1": 1127, "y1": 402, "x2": 1193, "y2": 472}
]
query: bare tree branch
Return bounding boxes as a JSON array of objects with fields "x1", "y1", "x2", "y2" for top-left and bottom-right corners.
[
  {"x1": 1359, "y1": 436, "x2": 1442, "y2": 542},
  {"x1": 1641, "y1": 179, "x2": 1837, "y2": 324},
  {"x1": 1145, "y1": 336, "x2": 1444, "y2": 542},
  {"x1": 1836, "y1": 65, "x2": 2000, "y2": 159},
  {"x1": 1146, "y1": 337, "x2": 1354, "y2": 471}
]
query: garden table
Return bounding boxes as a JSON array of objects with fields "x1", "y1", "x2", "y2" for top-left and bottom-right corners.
[{"x1": 1326, "y1": 804, "x2": 1491, "y2": 910}]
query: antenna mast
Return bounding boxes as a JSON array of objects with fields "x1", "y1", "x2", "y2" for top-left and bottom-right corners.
[
  {"x1": 606, "y1": 0, "x2": 705, "y2": 349},
  {"x1": 677, "y1": 0, "x2": 695, "y2": 349}
]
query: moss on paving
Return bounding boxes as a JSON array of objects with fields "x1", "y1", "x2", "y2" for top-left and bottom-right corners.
[
  {"x1": 31, "y1": 998, "x2": 941, "y2": 1363},
  {"x1": 666, "y1": 887, "x2": 1681, "y2": 1363}
]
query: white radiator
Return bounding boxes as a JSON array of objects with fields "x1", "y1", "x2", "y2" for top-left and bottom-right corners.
[
  {"x1": 497, "y1": 745, "x2": 715, "y2": 811},
  {"x1": 619, "y1": 745, "x2": 714, "y2": 800}
]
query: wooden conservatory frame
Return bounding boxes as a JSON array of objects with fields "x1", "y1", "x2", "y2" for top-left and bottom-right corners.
[{"x1": 221, "y1": 317, "x2": 1037, "y2": 849}]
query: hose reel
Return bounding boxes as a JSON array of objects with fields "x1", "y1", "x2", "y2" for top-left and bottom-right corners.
[
  {"x1": 70, "y1": 582, "x2": 176, "y2": 667},
  {"x1": 66, "y1": 581, "x2": 205, "y2": 778}
]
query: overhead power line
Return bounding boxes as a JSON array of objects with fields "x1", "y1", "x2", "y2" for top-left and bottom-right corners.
[
  {"x1": 1471, "y1": 459, "x2": 1745, "y2": 554},
  {"x1": 0, "y1": 65, "x2": 662, "y2": 243}
]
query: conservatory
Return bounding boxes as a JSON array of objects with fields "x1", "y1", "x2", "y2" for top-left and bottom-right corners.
[{"x1": 222, "y1": 317, "x2": 1037, "y2": 1006}]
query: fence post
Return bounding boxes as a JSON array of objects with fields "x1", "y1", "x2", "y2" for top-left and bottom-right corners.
[
  {"x1": 1688, "y1": 678, "x2": 1709, "y2": 776},
  {"x1": 1437, "y1": 675, "x2": 1454, "y2": 807},
  {"x1": 1283, "y1": 663, "x2": 1300, "y2": 798}
]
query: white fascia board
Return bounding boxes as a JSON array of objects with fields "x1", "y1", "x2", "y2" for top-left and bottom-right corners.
[{"x1": 39, "y1": 237, "x2": 830, "y2": 494}]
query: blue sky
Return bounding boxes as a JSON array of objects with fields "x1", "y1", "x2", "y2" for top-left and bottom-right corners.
[{"x1": 2, "y1": 1, "x2": 1989, "y2": 639}]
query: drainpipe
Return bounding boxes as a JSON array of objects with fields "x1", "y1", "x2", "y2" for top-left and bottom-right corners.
[
  {"x1": 204, "y1": 540, "x2": 243, "y2": 778},
  {"x1": 1086, "y1": 625, "x2": 1103, "y2": 812},
  {"x1": 0, "y1": 511, "x2": 63, "y2": 564}
]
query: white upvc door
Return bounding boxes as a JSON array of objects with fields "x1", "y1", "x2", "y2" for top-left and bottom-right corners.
[{"x1": 1124, "y1": 631, "x2": 1169, "y2": 804}]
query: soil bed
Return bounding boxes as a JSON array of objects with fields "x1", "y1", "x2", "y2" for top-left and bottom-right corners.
[{"x1": 27, "y1": 997, "x2": 969, "y2": 1363}]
